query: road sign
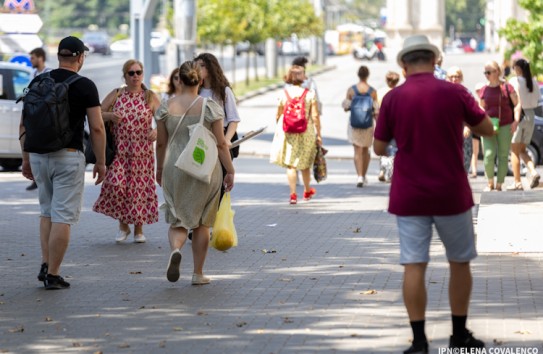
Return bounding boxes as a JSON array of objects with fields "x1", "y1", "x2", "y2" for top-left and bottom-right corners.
[
  {"x1": 0, "y1": 13, "x2": 43, "y2": 34},
  {"x1": 9, "y1": 54, "x2": 32, "y2": 67}
]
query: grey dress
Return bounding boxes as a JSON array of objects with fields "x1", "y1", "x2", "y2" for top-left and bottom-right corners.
[{"x1": 155, "y1": 98, "x2": 225, "y2": 229}]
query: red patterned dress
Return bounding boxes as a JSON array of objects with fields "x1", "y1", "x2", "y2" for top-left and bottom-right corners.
[{"x1": 93, "y1": 89, "x2": 159, "y2": 225}]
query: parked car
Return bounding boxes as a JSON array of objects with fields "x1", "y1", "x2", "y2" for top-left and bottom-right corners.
[
  {"x1": 235, "y1": 41, "x2": 264, "y2": 56},
  {"x1": 0, "y1": 62, "x2": 32, "y2": 170},
  {"x1": 109, "y1": 32, "x2": 170, "y2": 54},
  {"x1": 83, "y1": 31, "x2": 111, "y2": 56},
  {"x1": 278, "y1": 38, "x2": 310, "y2": 56}
]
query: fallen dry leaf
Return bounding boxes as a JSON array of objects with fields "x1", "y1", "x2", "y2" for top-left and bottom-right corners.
[
  {"x1": 72, "y1": 342, "x2": 82, "y2": 347},
  {"x1": 350, "y1": 334, "x2": 361, "y2": 337},
  {"x1": 44, "y1": 317, "x2": 53, "y2": 322},
  {"x1": 493, "y1": 339, "x2": 504, "y2": 345},
  {"x1": 236, "y1": 322, "x2": 247, "y2": 328},
  {"x1": 158, "y1": 341, "x2": 166, "y2": 348},
  {"x1": 173, "y1": 327, "x2": 183, "y2": 331},
  {"x1": 8, "y1": 325, "x2": 24, "y2": 333},
  {"x1": 360, "y1": 290, "x2": 378, "y2": 295},
  {"x1": 283, "y1": 317, "x2": 293, "y2": 323},
  {"x1": 117, "y1": 343, "x2": 130, "y2": 349},
  {"x1": 93, "y1": 351, "x2": 103, "y2": 354},
  {"x1": 197, "y1": 311, "x2": 207, "y2": 316},
  {"x1": 353, "y1": 227, "x2": 361, "y2": 233},
  {"x1": 129, "y1": 271, "x2": 142, "y2": 275},
  {"x1": 339, "y1": 265, "x2": 344, "y2": 268},
  {"x1": 279, "y1": 278, "x2": 293, "y2": 282},
  {"x1": 514, "y1": 330, "x2": 531, "y2": 335}
]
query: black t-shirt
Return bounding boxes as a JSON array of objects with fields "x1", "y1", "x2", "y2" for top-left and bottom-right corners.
[{"x1": 29, "y1": 68, "x2": 101, "y2": 151}]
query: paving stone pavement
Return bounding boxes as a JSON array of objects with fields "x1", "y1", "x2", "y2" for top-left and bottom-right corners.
[{"x1": 1, "y1": 157, "x2": 542, "y2": 354}]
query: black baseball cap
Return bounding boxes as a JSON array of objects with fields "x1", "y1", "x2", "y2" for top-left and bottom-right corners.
[{"x1": 57, "y1": 36, "x2": 89, "y2": 57}]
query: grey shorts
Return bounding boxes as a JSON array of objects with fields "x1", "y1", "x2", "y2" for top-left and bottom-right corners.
[
  {"x1": 396, "y1": 209, "x2": 477, "y2": 264},
  {"x1": 30, "y1": 149, "x2": 86, "y2": 225},
  {"x1": 512, "y1": 108, "x2": 536, "y2": 145}
]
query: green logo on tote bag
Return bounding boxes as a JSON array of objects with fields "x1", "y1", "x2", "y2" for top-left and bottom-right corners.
[{"x1": 193, "y1": 146, "x2": 205, "y2": 165}]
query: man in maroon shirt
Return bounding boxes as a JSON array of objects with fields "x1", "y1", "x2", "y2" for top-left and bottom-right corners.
[{"x1": 373, "y1": 35, "x2": 494, "y2": 354}]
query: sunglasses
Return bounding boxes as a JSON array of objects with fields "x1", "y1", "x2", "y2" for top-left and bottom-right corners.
[
  {"x1": 127, "y1": 70, "x2": 143, "y2": 77},
  {"x1": 483, "y1": 70, "x2": 495, "y2": 75}
]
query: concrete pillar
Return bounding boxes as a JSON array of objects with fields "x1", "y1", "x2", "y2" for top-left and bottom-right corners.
[
  {"x1": 173, "y1": 0, "x2": 197, "y2": 66},
  {"x1": 265, "y1": 38, "x2": 277, "y2": 79}
]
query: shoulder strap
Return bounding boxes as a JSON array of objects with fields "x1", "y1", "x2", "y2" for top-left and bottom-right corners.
[
  {"x1": 168, "y1": 96, "x2": 202, "y2": 147},
  {"x1": 284, "y1": 88, "x2": 292, "y2": 101},
  {"x1": 63, "y1": 73, "x2": 83, "y2": 86},
  {"x1": 352, "y1": 85, "x2": 360, "y2": 96},
  {"x1": 199, "y1": 97, "x2": 208, "y2": 125},
  {"x1": 367, "y1": 87, "x2": 374, "y2": 95},
  {"x1": 300, "y1": 88, "x2": 309, "y2": 99}
]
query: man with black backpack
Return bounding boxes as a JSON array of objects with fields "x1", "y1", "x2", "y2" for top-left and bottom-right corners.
[{"x1": 18, "y1": 36, "x2": 107, "y2": 290}]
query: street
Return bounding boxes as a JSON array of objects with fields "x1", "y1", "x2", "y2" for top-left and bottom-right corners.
[{"x1": 1, "y1": 51, "x2": 542, "y2": 353}]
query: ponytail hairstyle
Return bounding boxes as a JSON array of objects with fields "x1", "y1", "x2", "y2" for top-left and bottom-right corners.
[
  {"x1": 193, "y1": 52, "x2": 231, "y2": 104},
  {"x1": 178, "y1": 61, "x2": 201, "y2": 87},
  {"x1": 513, "y1": 58, "x2": 534, "y2": 93}
]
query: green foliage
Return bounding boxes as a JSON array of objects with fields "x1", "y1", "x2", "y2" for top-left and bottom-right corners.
[
  {"x1": 445, "y1": 0, "x2": 485, "y2": 34},
  {"x1": 339, "y1": 0, "x2": 386, "y2": 24},
  {"x1": 499, "y1": 0, "x2": 543, "y2": 75}
]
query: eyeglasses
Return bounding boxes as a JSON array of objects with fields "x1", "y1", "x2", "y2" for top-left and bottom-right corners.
[
  {"x1": 483, "y1": 70, "x2": 495, "y2": 75},
  {"x1": 127, "y1": 70, "x2": 143, "y2": 77}
]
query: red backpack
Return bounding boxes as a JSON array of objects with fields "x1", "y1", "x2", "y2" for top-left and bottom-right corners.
[{"x1": 282, "y1": 88, "x2": 309, "y2": 133}]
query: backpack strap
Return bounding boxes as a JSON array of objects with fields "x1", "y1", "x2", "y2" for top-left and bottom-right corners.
[
  {"x1": 300, "y1": 88, "x2": 309, "y2": 99},
  {"x1": 352, "y1": 85, "x2": 360, "y2": 96},
  {"x1": 63, "y1": 73, "x2": 84, "y2": 86},
  {"x1": 284, "y1": 88, "x2": 292, "y2": 101}
]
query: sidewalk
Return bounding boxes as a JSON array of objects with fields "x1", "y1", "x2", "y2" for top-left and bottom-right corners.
[{"x1": 0, "y1": 158, "x2": 542, "y2": 353}]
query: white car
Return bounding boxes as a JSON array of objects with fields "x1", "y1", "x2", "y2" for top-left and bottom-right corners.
[
  {"x1": 110, "y1": 32, "x2": 170, "y2": 54},
  {"x1": 0, "y1": 62, "x2": 32, "y2": 170}
]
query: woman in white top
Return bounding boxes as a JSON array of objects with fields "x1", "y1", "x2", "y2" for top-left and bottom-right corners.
[
  {"x1": 509, "y1": 58, "x2": 540, "y2": 190},
  {"x1": 194, "y1": 53, "x2": 240, "y2": 160}
]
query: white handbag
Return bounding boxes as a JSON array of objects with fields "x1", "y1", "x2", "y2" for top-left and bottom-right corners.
[{"x1": 174, "y1": 97, "x2": 218, "y2": 184}]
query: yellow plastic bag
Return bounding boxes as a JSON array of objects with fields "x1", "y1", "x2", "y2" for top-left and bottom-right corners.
[{"x1": 210, "y1": 192, "x2": 238, "y2": 251}]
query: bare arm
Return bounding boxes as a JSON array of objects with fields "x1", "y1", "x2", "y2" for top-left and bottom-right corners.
[
  {"x1": 224, "y1": 121, "x2": 238, "y2": 145},
  {"x1": 373, "y1": 138, "x2": 389, "y2": 156},
  {"x1": 470, "y1": 115, "x2": 494, "y2": 138},
  {"x1": 18, "y1": 114, "x2": 32, "y2": 181},
  {"x1": 147, "y1": 92, "x2": 161, "y2": 142},
  {"x1": 155, "y1": 119, "x2": 168, "y2": 187},
  {"x1": 212, "y1": 119, "x2": 235, "y2": 192},
  {"x1": 87, "y1": 106, "x2": 107, "y2": 185},
  {"x1": 101, "y1": 89, "x2": 122, "y2": 124}
]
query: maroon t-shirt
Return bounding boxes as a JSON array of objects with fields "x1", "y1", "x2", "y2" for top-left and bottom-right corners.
[
  {"x1": 478, "y1": 83, "x2": 514, "y2": 126},
  {"x1": 374, "y1": 72, "x2": 486, "y2": 216}
]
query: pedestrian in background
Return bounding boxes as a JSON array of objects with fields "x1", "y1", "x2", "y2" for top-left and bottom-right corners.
[
  {"x1": 374, "y1": 34, "x2": 493, "y2": 353},
  {"x1": 377, "y1": 70, "x2": 400, "y2": 182},
  {"x1": 469, "y1": 83, "x2": 486, "y2": 178},
  {"x1": 155, "y1": 61, "x2": 235, "y2": 285},
  {"x1": 292, "y1": 56, "x2": 322, "y2": 115},
  {"x1": 479, "y1": 60, "x2": 520, "y2": 191},
  {"x1": 508, "y1": 58, "x2": 540, "y2": 190},
  {"x1": 194, "y1": 53, "x2": 240, "y2": 162},
  {"x1": 161, "y1": 67, "x2": 181, "y2": 102},
  {"x1": 20, "y1": 36, "x2": 106, "y2": 289},
  {"x1": 270, "y1": 65, "x2": 320, "y2": 204},
  {"x1": 342, "y1": 65, "x2": 378, "y2": 188},
  {"x1": 447, "y1": 66, "x2": 472, "y2": 173},
  {"x1": 93, "y1": 59, "x2": 160, "y2": 243},
  {"x1": 25, "y1": 47, "x2": 53, "y2": 191}
]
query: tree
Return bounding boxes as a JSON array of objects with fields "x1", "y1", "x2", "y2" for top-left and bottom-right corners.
[
  {"x1": 339, "y1": 0, "x2": 386, "y2": 26},
  {"x1": 499, "y1": 0, "x2": 543, "y2": 75},
  {"x1": 445, "y1": 0, "x2": 485, "y2": 36}
]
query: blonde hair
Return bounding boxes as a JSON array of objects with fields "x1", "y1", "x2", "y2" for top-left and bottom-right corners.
[
  {"x1": 484, "y1": 60, "x2": 502, "y2": 76},
  {"x1": 121, "y1": 59, "x2": 152, "y2": 103},
  {"x1": 446, "y1": 66, "x2": 463, "y2": 81}
]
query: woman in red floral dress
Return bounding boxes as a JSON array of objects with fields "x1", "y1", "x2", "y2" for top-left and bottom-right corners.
[{"x1": 93, "y1": 59, "x2": 160, "y2": 243}]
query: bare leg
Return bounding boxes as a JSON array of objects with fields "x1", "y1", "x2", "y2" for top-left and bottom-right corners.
[
  {"x1": 287, "y1": 168, "x2": 297, "y2": 194},
  {"x1": 511, "y1": 143, "x2": 522, "y2": 184},
  {"x1": 403, "y1": 263, "x2": 428, "y2": 321},
  {"x1": 449, "y1": 261, "x2": 472, "y2": 315},
  {"x1": 134, "y1": 224, "x2": 143, "y2": 235},
  {"x1": 518, "y1": 143, "x2": 538, "y2": 176},
  {"x1": 47, "y1": 223, "x2": 71, "y2": 275},
  {"x1": 361, "y1": 147, "x2": 371, "y2": 178},
  {"x1": 353, "y1": 145, "x2": 363, "y2": 177},
  {"x1": 168, "y1": 226, "x2": 188, "y2": 251},
  {"x1": 470, "y1": 139, "x2": 479, "y2": 176},
  {"x1": 119, "y1": 221, "x2": 130, "y2": 233},
  {"x1": 192, "y1": 226, "x2": 210, "y2": 275},
  {"x1": 301, "y1": 168, "x2": 311, "y2": 192},
  {"x1": 40, "y1": 217, "x2": 52, "y2": 264}
]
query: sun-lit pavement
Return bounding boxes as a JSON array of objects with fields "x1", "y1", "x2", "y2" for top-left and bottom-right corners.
[{"x1": 1, "y1": 52, "x2": 542, "y2": 353}]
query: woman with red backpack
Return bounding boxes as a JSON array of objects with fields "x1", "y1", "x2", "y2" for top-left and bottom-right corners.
[{"x1": 270, "y1": 65, "x2": 321, "y2": 205}]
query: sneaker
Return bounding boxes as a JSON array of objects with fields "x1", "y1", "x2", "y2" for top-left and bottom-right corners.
[
  {"x1": 404, "y1": 341, "x2": 428, "y2": 354},
  {"x1": 191, "y1": 273, "x2": 210, "y2": 285},
  {"x1": 530, "y1": 174, "x2": 540, "y2": 189},
  {"x1": 37, "y1": 262, "x2": 48, "y2": 283},
  {"x1": 357, "y1": 176, "x2": 364, "y2": 188},
  {"x1": 303, "y1": 188, "x2": 316, "y2": 201},
  {"x1": 115, "y1": 229, "x2": 130, "y2": 242},
  {"x1": 26, "y1": 181, "x2": 37, "y2": 191},
  {"x1": 166, "y1": 249, "x2": 182, "y2": 282},
  {"x1": 506, "y1": 183, "x2": 523, "y2": 191},
  {"x1": 449, "y1": 330, "x2": 485, "y2": 349},
  {"x1": 134, "y1": 234, "x2": 146, "y2": 243},
  {"x1": 45, "y1": 274, "x2": 70, "y2": 290},
  {"x1": 289, "y1": 193, "x2": 297, "y2": 205}
]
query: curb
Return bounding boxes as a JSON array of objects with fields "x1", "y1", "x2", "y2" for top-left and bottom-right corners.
[{"x1": 236, "y1": 65, "x2": 337, "y2": 103}]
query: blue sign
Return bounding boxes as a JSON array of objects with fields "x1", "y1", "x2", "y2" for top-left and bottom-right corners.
[{"x1": 9, "y1": 54, "x2": 32, "y2": 67}]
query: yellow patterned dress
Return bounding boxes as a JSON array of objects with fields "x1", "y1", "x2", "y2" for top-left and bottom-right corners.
[{"x1": 270, "y1": 85, "x2": 318, "y2": 170}]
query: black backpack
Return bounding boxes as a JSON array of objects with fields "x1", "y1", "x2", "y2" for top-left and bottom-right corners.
[
  {"x1": 20, "y1": 72, "x2": 82, "y2": 153},
  {"x1": 349, "y1": 85, "x2": 374, "y2": 129}
]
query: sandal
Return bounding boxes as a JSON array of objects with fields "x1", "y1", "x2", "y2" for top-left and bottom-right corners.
[
  {"x1": 506, "y1": 183, "x2": 523, "y2": 191},
  {"x1": 530, "y1": 174, "x2": 540, "y2": 189}
]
